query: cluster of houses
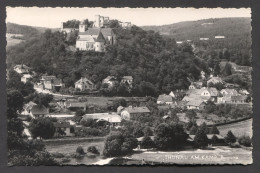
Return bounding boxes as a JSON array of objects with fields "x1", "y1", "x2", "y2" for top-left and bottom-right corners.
[
  {"x1": 157, "y1": 76, "x2": 249, "y2": 110},
  {"x1": 14, "y1": 64, "x2": 134, "y2": 93},
  {"x1": 13, "y1": 64, "x2": 33, "y2": 83}
]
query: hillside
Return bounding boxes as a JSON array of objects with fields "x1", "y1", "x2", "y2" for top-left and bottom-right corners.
[
  {"x1": 143, "y1": 18, "x2": 251, "y2": 67},
  {"x1": 6, "y1": 22, "x2": 59, "y2": 38},
  {"x1": 141, "y1": 18, "x2": 251, "y2": 41}
]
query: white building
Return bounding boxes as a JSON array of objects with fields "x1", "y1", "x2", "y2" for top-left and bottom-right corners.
[{"x1": 21, "y1": 74, "x2": 32, "y2": 83}]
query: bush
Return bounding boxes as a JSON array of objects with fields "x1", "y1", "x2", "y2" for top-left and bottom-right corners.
[
  {"x1": 76, "y1": 146, "x2": 85, "y2": 155},
  {"x1": 141, "y1": 136, "x2": 155, "y2": 149},
  {"x1": 87, "y1": 146, "x2": 100, "y2": 155},
  {"x1": 238, "y1": 136, "x2": 252, "y2": 147}
]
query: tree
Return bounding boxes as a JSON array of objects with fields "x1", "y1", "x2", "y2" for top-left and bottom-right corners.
[
  {"x1": 222, "y1": 63, "x2": 232, "y2": 76},
  {"x1": 204, "y1": 100, "x2": 216, "y2": 114},
  {"x1": 87, "y1": 146, "x2": 100, "y2": 154},
  {"x1": 76, "y1": 146, "x2": 85, "y2": 155},
  {"x1": 7, "y1": 90, "x2": 24, "y2": 116},
  {"x1": 189, "y1": 125, "x2": 198, "y2": 135},
  {"x1": 209, "y1": 125, "x2": 220, "y2": 134},
  {"x1": 211, "y1": 135, "x2": 219, "y2": 144},
  {"x1": 225, "y1": 130, "x2": 237, "y2": 144},
  {"x1": 185, "y1": 110, "x2": 197, "y2": 120},
  {"x1": 32, "y1": 93, "x2": 53, "y2": 107},
  {"x1": 238, "y1": 136, "x2": 252, "y2": 147},
  {"x1": 28, "y1": 117, "x2": 56, "y2": 139},
  {"x1": 103, "y1": 132, "x2": 138, "y2": 157},
  {"x1": 194, "y1": 125, "x2": 209, "y2": 148},
  {"x1": 154, "y1": 123, "x2": 188, "y2": 150},
  {"x1": 141, "y1": 136, "x2": 155, "y2": 149},
  {"x1": 143, "y1": 126, "x2": 153, "y2": 136}
]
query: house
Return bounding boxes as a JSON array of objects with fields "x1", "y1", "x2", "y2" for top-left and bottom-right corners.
[
  {"x1": 201, "y1": 71, "x2": 206, "y2": 79},
  {"x1": 200, "y1": 38, "x2": 209, "y2": 41},
  {"x1": 186, "y1": 99, "x2": 206, "y2": 110},
  {"x1": 230, "y1": 95, "x2": 247, "y2": 104},
  {"x1": 13, "y1": 64, "x2": 30, "y2": 74},
  {"x1": 23, "y1": 101, "x2": 37, "y2": 115},
  {"x1": 66, "y1": 101, "x2": 87, "y2": 111},
  {"x1": 200, "y1": 87, "x2": 219, "y2": 102},
  {"x1": 75, "y1": 77, "x2": 96, "y2": 91},
  {"x1": 189, "y1": 81, "x2": 203, "y2": 89},
  {"x1": 121, "y1": 76, "x2": 133, "y2": 86},
  {"x1": 220, "y1": 89, "x2": 238, "y2": 97},
  {"x1": 40, "y1": 75, "x2": 63, "y2": 91},
  {"x1": 82, "y1": 112, "x2": 121, "y2": 127},
  {"x1": 54, "y1": 122, "x2": 73, "y2": 137},
  {"x1": 119, "y1": 21, "x2": 132, "y2": 28},
  {"x1": 102, "y1": 76, "x2": 117, "y2": 88},
  {"x1": 29, "y1": 105, "x2": 49, "y2": 118},
  {"x1": 239, "y1": 89, "x2": 250, "y2": 95},
  {"x1": 120, "y1": 106, "x2": 151, "y2": 120},
  {"x1": 169, "y1": 91, "x2": 176, "y2": 98},
  {"x1": 215, "y1": 36, "x2": 225, "y2": 39},
  {"x1": 207, "y1": 77, "x2": 224, "y2": 85},
  {"x1": 21, "y1": 74, "x2": 32, "y2": 83},
  {"x1": 157, "y1": 94, "x2": 175, "y2": 105}
]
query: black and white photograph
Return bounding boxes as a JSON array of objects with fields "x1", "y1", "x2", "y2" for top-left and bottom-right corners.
[{"x1": 6, "y1": 7, "x2": 252, "y2": 166}]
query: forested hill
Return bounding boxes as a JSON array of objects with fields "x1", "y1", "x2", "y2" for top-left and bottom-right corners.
[
  {"x1": 141, "y1": 18, "x2": 251, "y2": 41},
  {"x1": 6, "y1": 22, "x2": 58, "y2": 39},
  {"x1": 7, "y1": 25, "x2": 209, "y2": 96}
]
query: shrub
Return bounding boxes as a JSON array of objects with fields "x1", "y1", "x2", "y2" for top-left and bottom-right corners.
[
  {"x1": 76, "y1": 146, "x2": 85, "y2": 155},
  {"x1": 209, "y1": 125, "x2": 220, "y2": 135},
  {"x1": 238, "y1": 136, "x2": 252, "y2": 147},
  {"x1": 225, "y1": 130, "x2": 237, "y2": 144},
  {"x1": 87, "y1": 146, "x2": 100, "y2": 155},
  {"x1": 141, "y1": 136, "x2": 155, "y2": 149}
]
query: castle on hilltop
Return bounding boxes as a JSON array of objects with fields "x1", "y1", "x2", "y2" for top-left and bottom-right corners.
[{"x1": 76, "y1": 15, "x2": 116, "y2": 52}]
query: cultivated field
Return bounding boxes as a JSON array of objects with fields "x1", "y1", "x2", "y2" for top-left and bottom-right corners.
[{"x1": 217, "y1": 119, "x2": 252, "y2": 138}]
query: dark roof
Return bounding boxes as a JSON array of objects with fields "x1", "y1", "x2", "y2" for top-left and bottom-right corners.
[
  {"x1": 96, "y1": 31, "x2": 106, "y2": 42},
  {"x1": 79, "y1": 28, "x2": 114, "y2": 38},
  {"x1": 41, "y1": 76, "x2": 57, "y2": 81},
  {"x1": 123, "y1": 106, "x2": 150, "y2": 114},
  {"x1": 31, "y1": 105, "x2": 49, "y2": 115},
  {"x1": 54, "y1": 122, "x2": 70, "y2": 128},
  {"x1": 157, "y1": 94, "x2": 173, "y2": 103},
  {"x1": 231, "y1": 95, "x2": 247, "y2": 101}
]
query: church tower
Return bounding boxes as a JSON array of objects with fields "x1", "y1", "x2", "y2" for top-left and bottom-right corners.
[
  {"x1": 94, "y1": 31, "x2": 106, "y2": 52},
  {"x1": 79, "y1": 20, "x2": 87, "y2": 32}
]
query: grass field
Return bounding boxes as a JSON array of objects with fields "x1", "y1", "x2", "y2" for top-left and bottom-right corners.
[
  {"x1": 126, "y1": 146, "x2": 252, "y2": 165},
  {"x1": 217, "y1": 119, "x2": 252, "y2": 138},
  {"x1": 6, "y1": 37, "x2": 23, "y2": 48},
  {"x1": 45, "y1": 138, "x2": 105, "y2": 165}
]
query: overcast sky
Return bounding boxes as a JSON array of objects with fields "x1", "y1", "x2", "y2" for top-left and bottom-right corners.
[{"x1": 6, "y1": 7, "x2": 251, "y2": 28}]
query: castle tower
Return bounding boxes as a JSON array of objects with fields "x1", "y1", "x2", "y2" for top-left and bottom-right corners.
[
  {"x1": 94, "y1": 31, "x2": 106, "y2": 52},
  {"x1": 94, "y1": 15, "x2": 101, "y2": 28},
  {"x1": 79, "y1": 20, "x2": 87, "y2": 32}
]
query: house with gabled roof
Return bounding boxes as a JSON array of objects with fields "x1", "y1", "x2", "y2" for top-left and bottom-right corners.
[
  {"x1": 102, "y1": 76, "x2": 117, "y2": 88},
  {"x1": 207, "y1": 76, "x2": 224, "y2": 85},
  {"x1": 29, "y1": 105, "x2": 49, "y2": 118},
  {"x1": 13, "y1": 64, "x2": 30, "y2": 74},
  {"x1": 40, "y1": 75, "x2": 63, "y2": 91},
  {"x1": 186, "y1": 99, "x2": 206, "y2": 110},
  {"x1": 82, "y1": 112, "x2": 121, "y2": 127},
  {"x1": 75, "y1": 77, "x2": 96, "y2": 91},
  {"x1": 157, "y1": 94, "x2": 176, "y2": 105},
  {"x1": 120, "y1": 106, "x2": 151, "y2": 120},
  {"x1": 54, "y1": 122, "x2": 73, "y2": 137}
]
